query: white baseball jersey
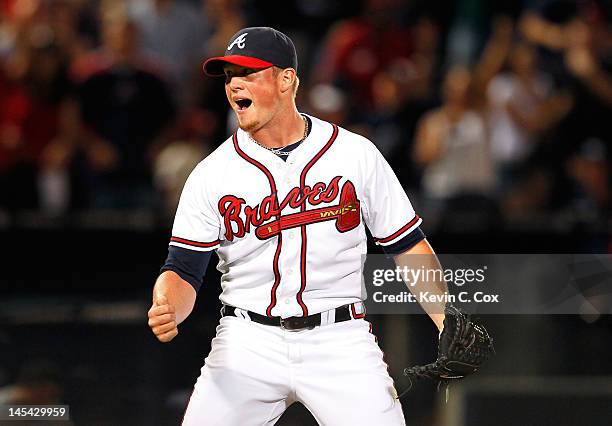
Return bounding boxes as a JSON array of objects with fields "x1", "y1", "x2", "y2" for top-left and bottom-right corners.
[{"x1": 169, "y1": 114, "x2": 422, "y2": 318}]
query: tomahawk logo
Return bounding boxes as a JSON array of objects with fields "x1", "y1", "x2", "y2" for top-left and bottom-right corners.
[{"x1": 228, "y1": 33, "x2": 248, "y2": 50}]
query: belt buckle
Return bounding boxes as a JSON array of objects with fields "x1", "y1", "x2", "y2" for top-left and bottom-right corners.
[{"x1": 280, "y1": 317, "x2": 312, "y2": 331}]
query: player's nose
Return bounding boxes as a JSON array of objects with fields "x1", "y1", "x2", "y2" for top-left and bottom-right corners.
[{"x1": 226, "y1": 75, "x2": 246, "y2": 91}]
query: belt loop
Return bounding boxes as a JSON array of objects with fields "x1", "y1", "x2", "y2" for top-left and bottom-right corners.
[
  {"x1": 234, "y1": 308, "x2": 251, "y2": 321},
  {"x1": 327, "y1": 307, "x2": 336, "y2": 325},
  {"x1": 350, "y1": 302, "x2": 365, "y2": 319},
  {"x1": 320, "y1": 309, "x2": 330, "y2": 326}
]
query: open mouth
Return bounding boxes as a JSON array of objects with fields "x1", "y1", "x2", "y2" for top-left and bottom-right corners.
[{"x1": 235, "y1": 98, "x2": 252, "y2": 110}]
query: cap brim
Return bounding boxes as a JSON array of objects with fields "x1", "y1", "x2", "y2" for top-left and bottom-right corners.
[{"x1": 202, "y1": 55, "x2": 274, "y2": 76}]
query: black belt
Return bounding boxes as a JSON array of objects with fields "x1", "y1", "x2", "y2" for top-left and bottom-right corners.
[{"x1": 221, "y1": 303, "x2": 364, "y2": 331}]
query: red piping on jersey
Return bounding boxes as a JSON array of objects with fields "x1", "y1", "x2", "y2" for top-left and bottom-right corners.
[
  {"x1": 232, "y1": 133, "x2": 282, "y2": 317},
  {"x1": 295, "y1": 123, "x2": 339, "y2": 316},
  {"x1": 170, "y1": 236, "x2": 220, "y2": 248},
  {"x1": 368, "y1": 321, "x2": 378, "y2": 342},
  {"x1": 374, "y1": 215, "x2": 421, "y2": 244}
]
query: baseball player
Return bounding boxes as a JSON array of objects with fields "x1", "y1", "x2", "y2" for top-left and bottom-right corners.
[{"x1": 148, "y1": 27, "x2": 449, "y2": 425}]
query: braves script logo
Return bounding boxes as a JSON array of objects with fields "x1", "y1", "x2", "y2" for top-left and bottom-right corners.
[
  {"x1": 218, "y1": 177, "x2": 361, "y2": 241},
  {"x1": 228, "y1": 33, "x2": 248, "y2": 50}
]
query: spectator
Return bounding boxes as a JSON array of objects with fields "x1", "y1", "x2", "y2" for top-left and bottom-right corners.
[
  {"x1": 0, "y1": 23, "x2": 74, "y2": 212},
  {"x1": 519, "y1": 4, "x2": 610, "y2": 216},
  {"x1": 360, "y1": 68, "x2": 412, "y2": 158},
  {"x1": 445, "y1": 0, "x2": 488, "y2": 67},
  {"x1": 153, "y1": 109, "x2": 214, "y2": 215},
  {"x1": 377, "y1": 16, "x2": 443, "y2": 187},
  {"x1": 311, "y1": 0, "x2": 413, "y2": 110},
  {"x1": 204, "y1": 0, "x2": 247, "y2": 57},
  {"x1": 129, "y1": 0, "x2": 210, "y2": 105},
  {"x1": 69, "y1": 8, "x2": 176, "y2": 209},
  {"x1": 487, "y1": 40, "x2": 572, "y2": 189},
  {"x1": 565, "y1": 138, "x2": 610, "y2": 221},
  {"x1": 194, "y1": 0, "x2": 248, "y2": 144},
  {"x1": 414, "y1": 66, "x2": 496, "y2": 217},
  {"x1": 306, "y1": 83, "x2": 349, "y2": 127}
]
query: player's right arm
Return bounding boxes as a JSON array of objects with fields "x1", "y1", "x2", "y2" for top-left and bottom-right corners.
[
  {"x1": 148, "y1": 156, "x2": 222, "y2": 343},
  {"x1": 148, "y1": 271, "x2": 197, "y2": 342}
]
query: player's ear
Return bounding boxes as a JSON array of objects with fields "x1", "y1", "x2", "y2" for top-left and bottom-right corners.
[{"x1": 278, "y1": 68, "x2": 296, "y2": 94}]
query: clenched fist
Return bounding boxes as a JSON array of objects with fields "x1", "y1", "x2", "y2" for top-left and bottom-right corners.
[{"x1": 148, "y1": 295, "x2": 179, "y2": 342}]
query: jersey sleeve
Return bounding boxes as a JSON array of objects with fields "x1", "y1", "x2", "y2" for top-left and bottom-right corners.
[
  {"x1": 361, "y1": 143, "x2": 423, "y2": 248},
  {"x1": 160, "y1": 246, "x2": 212, "y2": 292},
  {"x1": 169, "y1": 163, "x2": 221, "y2": 251}
]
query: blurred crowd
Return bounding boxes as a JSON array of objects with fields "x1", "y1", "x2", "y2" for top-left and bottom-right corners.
[{"x1": 0, "y1": 0, "x2": 610, "y2": 227}]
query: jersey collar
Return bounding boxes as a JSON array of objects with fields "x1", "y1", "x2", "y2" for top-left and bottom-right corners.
[{"x1": 235, "y1": 114, "x2": 332, "y2": 166}]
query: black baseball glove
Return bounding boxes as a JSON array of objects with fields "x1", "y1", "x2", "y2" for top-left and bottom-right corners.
[{"x1": 401, "y1": 304, "x2": 494, "y2": 393}]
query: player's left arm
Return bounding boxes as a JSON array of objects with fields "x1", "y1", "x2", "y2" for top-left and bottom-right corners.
[{"x1": 393, "y1": 239, "x2": 447, "y2": 332}]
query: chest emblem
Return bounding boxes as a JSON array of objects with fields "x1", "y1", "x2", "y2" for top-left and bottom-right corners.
[{"x1": 218, "y1": 177, "x2": 360, "y2": 241}]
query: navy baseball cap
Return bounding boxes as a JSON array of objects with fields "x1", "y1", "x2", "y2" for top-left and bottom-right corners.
[{"x1": 203, "y1": 27, "x2": 298, "y2": 77}]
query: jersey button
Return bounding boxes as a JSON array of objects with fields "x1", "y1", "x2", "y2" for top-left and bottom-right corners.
[
  {"x1": 285, "y1": 177, "x2": 291, "y2": 184},
  {"x1": 287, "y1": 268, "x2": 293, "y2": 275},
  {"x1": 288, "y1": 232, "x2": 295, "y2": 240},
  {"x1": 284, "y1": 299, "x2": 290, "y2": 304}
]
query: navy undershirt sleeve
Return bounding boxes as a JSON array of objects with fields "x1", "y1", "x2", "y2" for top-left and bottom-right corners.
[
  {"x1": 381, "y1": 227, "x2": 426, "y2": 257},
  {"x1": 160, "y1": 246, "x2": 212, "y2": 292}
]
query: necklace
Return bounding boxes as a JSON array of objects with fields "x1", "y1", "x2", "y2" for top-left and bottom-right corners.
[{"x1": 250, "y1": 115, "x2": 309, "y2": 155}]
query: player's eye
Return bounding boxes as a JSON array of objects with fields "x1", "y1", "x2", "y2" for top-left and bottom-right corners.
[{"x1": 224, "y1": 68, "x2": 258, "y2": 84}]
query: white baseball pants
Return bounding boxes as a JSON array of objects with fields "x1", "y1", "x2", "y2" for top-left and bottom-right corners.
[{"x1": 181, "y1": 315, "x2": 405, "y2": 426}]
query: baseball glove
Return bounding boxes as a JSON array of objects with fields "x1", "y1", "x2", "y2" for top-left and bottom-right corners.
[{"x1": 401, "y1": 304, "x2": 494, "y2": 394}]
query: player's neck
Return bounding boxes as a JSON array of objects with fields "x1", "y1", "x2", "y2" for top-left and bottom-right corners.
[{"x1": 249, "y1": 108, "x2": 305, "y2": 149}]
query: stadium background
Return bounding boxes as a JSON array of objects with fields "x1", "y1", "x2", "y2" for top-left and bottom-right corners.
[{"x1": 1, "y1": 0, "x2": 610, "y2": 424}]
